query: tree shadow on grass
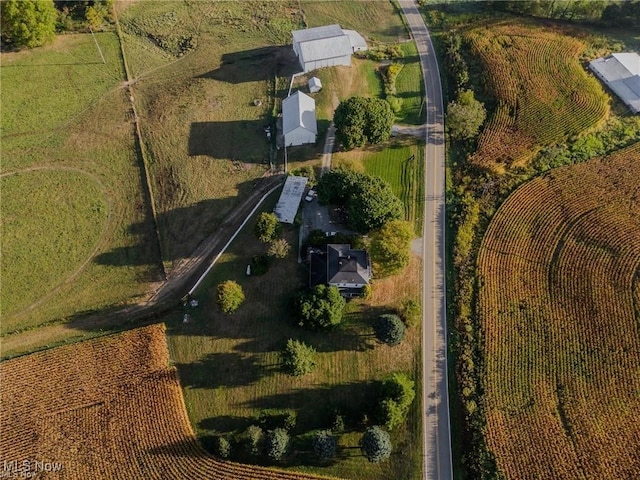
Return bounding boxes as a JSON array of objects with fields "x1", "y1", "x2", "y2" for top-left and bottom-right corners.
[
  {"x1": 238, "y1": 381, "x2": 380, "y2": 432},
  {"x1": 188, "y1": 120, "x2": 272, "y2": 161},
  {"x1": 198, "y1": 415, "x2": 255, "y2": 434},
  {"x1": 175, "y1": 352, "x2": 277, "y2": 389}
]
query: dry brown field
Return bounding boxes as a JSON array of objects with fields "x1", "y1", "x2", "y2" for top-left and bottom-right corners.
[
  {"x1": 477, "y1": 142, "x2": 640, "y2": 478},
  {"x1": 0, "y1": 324, "x2": 341, "y2": 480},
  {"x1": 465, "y1": 23, "x2": 609, "y2": 172}
]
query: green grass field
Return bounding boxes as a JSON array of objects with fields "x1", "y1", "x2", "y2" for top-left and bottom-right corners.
[
  {"x1": 300, "y1": 1, "x2": 409, "y2": 44},
  {"x1": 1, "y1": 33, "x2": 124, "y2": 156},
  {"x1": 394, "y1": 42, "x2": 425, "y2": 125},
  {"x1": 0, "y1": 32, "x2": 163, "y2": 337},
  {"x1": 164, "y1": 194, "x2": 423, "y2": 479}
]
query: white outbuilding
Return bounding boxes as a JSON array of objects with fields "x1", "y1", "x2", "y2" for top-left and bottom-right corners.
[
  {"x1": 292, "y1": 24, "x2": 367, "y2": 73},
  {"x1": 273, "y1": 175, "x2": 308, "y2": 224},
  {"x1": 308, "y1": 76, "x2": 322, "y2": 93},
  {"x1": 589, "y1": 52, "x2": 640, "y2": 114},
  {"x1": 282, "y1": 90, "x2": 317, "y2": 146}
]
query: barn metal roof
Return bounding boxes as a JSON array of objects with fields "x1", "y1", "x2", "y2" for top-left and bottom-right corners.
[
  {"x1": 292, "y1": 24, "x2": 344, "y2": 43},
  {"x1": 273, "y1": 175, "x2": 308, "y2": 224},
  {"x1": 589, "y1": 52, "x2": 640, "y2": 114},
  {"x1": 292, "y1": 24, "x2": 352, "y2": 63},
  {"x1": 282, "y1": 90, "x2": 317, "y2": 135}
]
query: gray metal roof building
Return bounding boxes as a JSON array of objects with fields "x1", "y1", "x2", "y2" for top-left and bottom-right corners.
[
  {"x1": 273, "y1": 175, "x2": 308, "y2": 224},
  {"x1": 292, "y1": 24, "x2": 367, "y2": 73},
  {"x1": 589, "y1": 52, "x2": 640, "y2": 114},
  {"x1": 282, "y1": 90, "x2": 317, "y2": 146}
]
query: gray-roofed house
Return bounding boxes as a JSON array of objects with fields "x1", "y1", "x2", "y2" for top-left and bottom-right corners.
[
  {"x1": 292, "y1": 24, "x2": 367, "y2": 73},
  {"x1": 589, "y1": 52, "x2": 640, "y2": 114},
  {"x1": 282, "y1": 90, "x2": 317, "y2": 146},
  {"x1": 309, "y1": 244, "x2": 371, "y2": 297}
]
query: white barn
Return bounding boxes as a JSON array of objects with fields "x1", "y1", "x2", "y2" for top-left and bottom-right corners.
[
  {"x1": 282, "y1": 90, "x2": 317, "y2": 147},
  {"x1": 589, "y1": 52, "x2": 640, "y2": 114},
  {"x1": 292, "y1": 24, "x2": 367, "y2": 73}
]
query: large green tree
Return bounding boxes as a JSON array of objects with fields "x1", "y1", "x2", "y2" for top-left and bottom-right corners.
[
  {"x1": 296, "y1": 284, "x2": 346, "y2": 329},
  {"x1": 254, "y1": 212, "x2": 281, "y2": 243},
  {"x1": 377, "y1": 372, "x2": 416, "y2": 430},
  {"x1": 242, "y1": 425, "x2": 264, "y2": 456},
  {"x1": 334, "y1": 96, "x2": 394, "y2": 150},
  {"x1": 446, "y1": 89, "x2": 486, "y2": 141},
  {"x1": 374, "y1": 314, "x2": 407, "y2": 347},
  {"x1": 1, "y1": 0, "x2": 57, "y2": 49},
  {"x1": 359, "y1": 426, "x2": 392, "y2": 463},
  {"x1": 312, "y1": 430, "x2": 337, "y2": 461},
  {"x1": 348, "y1": 175, "x2": 403, "y2": 233},
  {"x1": 216, "y1": 280, "x2": 245, "y2": 315},
  {"x1": 280, "y1": 339, "x2": 317, "y2": 376},
  {"x1": 316, "y1": 170, "x2": 403, "y2": 233},
  {"x1": 265, "y1": 428, "x2": 289, "y2": 461},
  {"x1": 370, "y1": 219, "x2": 413, "y2": 276}
]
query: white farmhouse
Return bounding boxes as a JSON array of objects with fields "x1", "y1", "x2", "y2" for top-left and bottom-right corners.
[
  {"x1": 282, "y1": 90, "x2": 317, "y2": 147},
  {"x1": 589, "y1": 52, "x2": 640, "y2": 114},
  {"x1": 292, "y1": 24, "x2": 367, "y2": 73}
]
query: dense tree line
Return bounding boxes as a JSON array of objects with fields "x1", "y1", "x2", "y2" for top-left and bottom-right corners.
[{"x1": 487, "y1": 0, "x2": 640, "y2": 27}]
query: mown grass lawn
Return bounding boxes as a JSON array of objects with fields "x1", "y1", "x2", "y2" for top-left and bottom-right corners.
[
  {"x1": 395, "y1": 42, "x2": 426, "y2": 125},
  {"x1": 165, "y1": 192, "x2": 423, "y2": 480}
]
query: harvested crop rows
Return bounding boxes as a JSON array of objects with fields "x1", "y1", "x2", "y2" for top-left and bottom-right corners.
[
  {"x1": 0, "y1": 325, "x2": 341, "y2": 480},
  {"x1": 477, "y1": 143, "x2": 640, "y2": 479},
  {"x1": 466, "y1": 23, "x2": 608, "y2": 172}
]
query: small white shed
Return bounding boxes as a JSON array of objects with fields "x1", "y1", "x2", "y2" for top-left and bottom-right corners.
[
  {"x1": 282, "y1": 90, "x2": 317, "y2": 146},
  {"x1": 308, "y1": 76, "x2": 322, "y2": 93}
]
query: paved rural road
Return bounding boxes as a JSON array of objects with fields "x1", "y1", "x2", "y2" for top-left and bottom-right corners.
[{"x1": 397, "y1": 1, "x2": 453, "y2": 479}]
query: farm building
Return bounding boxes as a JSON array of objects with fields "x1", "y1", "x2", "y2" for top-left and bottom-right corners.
[
  {"x1": 273, "y1": 175, "x2": 308, "y2": 224},
  {"x1": 282, "y1": 90, "x2": 317, "y2": 146},
  {"x1": 309, "y1": 244, "x2": 372, "y2": 297},
  {"x1": 308, "y1": 76, "x2": 322, "y2": 93},
  {"x1": 292, "y1": 24, "x2": 367, "y2": 73},
  {"x1": 589, "y1": 52, "x2": 640, "y2": 114}
]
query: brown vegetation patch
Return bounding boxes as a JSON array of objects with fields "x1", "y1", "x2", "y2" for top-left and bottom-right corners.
[{"x1": 477, "y1": 142, "x2": 640, "y2": 479}]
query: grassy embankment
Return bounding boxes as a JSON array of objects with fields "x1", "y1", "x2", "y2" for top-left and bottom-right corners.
[{"x1": 0, "y1": 32, "x2": 163, "y2": 345}]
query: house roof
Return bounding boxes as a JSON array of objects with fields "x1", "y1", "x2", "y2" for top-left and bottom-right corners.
[
  {"x1": 327, "y1": 244, "x2": 371, "y2": 285},
  {"x1": 292, "y1": 24, "x2": 352, "y2": 63},
  {"x1": 589, "y1": 52, "x2": 640, "y2": 114},
  {"x1": 273, "y1": 175, "x2": 308, "y2": 224},
  {"x1": 282, "y1": 90, "x2": 317, "y2": 135}
]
